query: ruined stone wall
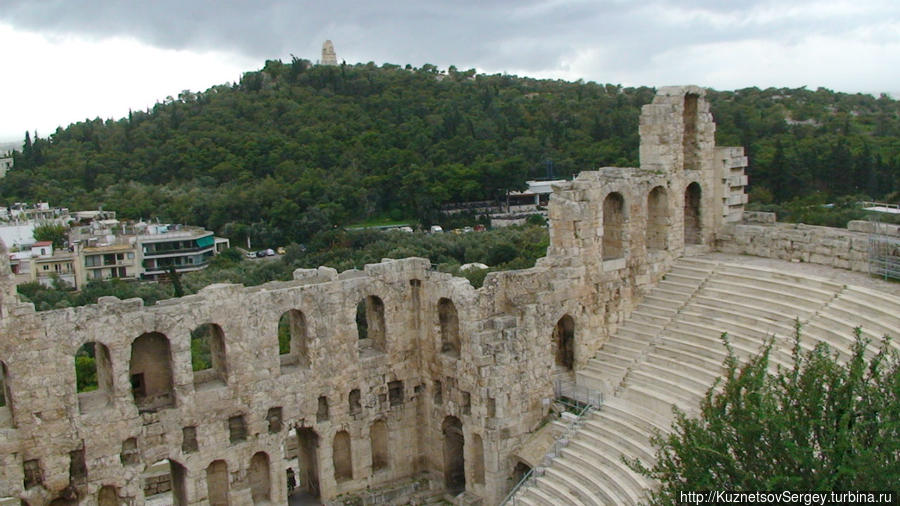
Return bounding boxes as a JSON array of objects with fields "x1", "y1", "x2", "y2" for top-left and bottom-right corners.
[
  {"x1": 716, "y1": 220, "x2": 900, "y2": 274},
  {"x1": 0, "y1": 86, "x2": 746, "y2": 505}
]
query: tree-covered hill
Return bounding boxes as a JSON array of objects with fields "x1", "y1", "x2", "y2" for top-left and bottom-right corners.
[{"x1": 3, "y1": 59, "x2": 899, "y2": 246}]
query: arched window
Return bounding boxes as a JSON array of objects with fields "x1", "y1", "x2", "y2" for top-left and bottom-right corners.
[
  {"x1": 371, "y1": 420, "x2": 389, "y2": 472},
  {"x1": 438, "y1": 298, "x2": 460, "y2": 357},
  {"x1": 191, "y1": 323, "x2": 227, "y2": 387},
  {"x1": 278, "y1": 309, "x2": 310, "y2": 370},
  {"x1": 75, "y1": 342, "x2": 114, "y2": 413},
  {"x1": 602, "y1": 192, "x2": 626, "y2": 260},
  {"x1": 684, "y1": 182, "x2": 702, "y2": 245},
  {"x1": 647, "y1": 186, "x2": 669, "y2": 251},
  {"x1": 442, "y1": 416, "x2": 465, "y2": 494},
  {"x1": 295, "y1": 427, "x2": 321, "y2": 497},
  {"x1": 130, "y1": 332, "x2": 175, "y2": 410},
  {"x1": 249, "y1": 452, "x2": 271, "y2": 503},
  {"x1": 333, "y1": 430, "x2": 353, "y2": 482},
  {"x1": 472, "y1": 433, "x2": 485, "y2": 485},
  {"x1": 1, "y1": 360, "x2": 14, "y2": 426},
  {"x1": 97, "y1": 485, "x2": 118, "y2": 506},
  {"x1": 553, "y1": 315, "x2": 575, "y2": 370},
  {"x1": 357, "y1": 296, "x2": 386, "y2": 354},
  {"x1": 206, "y1": 460, "x2": 229, "y2": 506},
  {"x1": 683, "y1": 93, "x2": 700, "y2": 171}
]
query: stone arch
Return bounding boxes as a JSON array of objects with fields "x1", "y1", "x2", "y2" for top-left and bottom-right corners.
[
  {"x1": 370, "y1": 419, "x2": 389, "y2": 472},
  {"x1": 684, "y1": 182, "x2": 702, "y2": 245},
  {"x1": 1, "y1": 360, "x2": 14, "y2": 426},
  {"x1": 249, "y1": 452, "x2": 271, "y2": 503},
  {"x1": 442, "y1": 416, "x2": 465, "y2": 494},
  {"x1": 129, "y1": 332, "x2": 175, "y2": 410},
  {"x1": 191, "y1": 323, "x2": 227, "y2": 386},
  {"x1": 511, "y1": 461, "x2": 532, "y2": 484},
  {"x1": 646, "y1": 186, "x2": 669, "y2": 251},
  {"x1": 602, "y1": 192, "x2": 626, "y2": 260},
  {"x1": 357, "y1": 295, "x2": 386, "y2": 353},
  {"x1": 97, "y1": 485, "x2": 118, "y2": 506},
  {"x1": 472, "y1": 433, "x2": 485, "y2": 485},
  {"x1": 349, "y1": 388, "x2": 362, "y2": 416},
  {"x1": 75, "y1": 342, "x2": 114, "y2": 413},
  {"x1": 206, "y1": 459, "x2": 230, "y2": 506},
  {"x1": 333, "y1": 430, "x2": 353, "y2": 482},
  {"x1": 278, "y1": 309, "x2": 310, "y2": 370},
  {"x1": 438, "y1": 298, "x2": 460, "y2": 357},
  {"x1": 295, "y1": 427, "x2": 321, "y2": 497},
  {"x1": 552, "y1": 315, "x2": 575, "y2": 370},
  {"x1": 683, "y1": 92, "x2": 700, "y2": 171}
]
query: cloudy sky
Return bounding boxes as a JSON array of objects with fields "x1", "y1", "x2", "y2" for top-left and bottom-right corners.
[{"x1": 1, "y1": 0, "x2": 898, "y2": 143}]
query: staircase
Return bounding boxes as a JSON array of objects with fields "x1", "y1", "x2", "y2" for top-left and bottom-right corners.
[{"x1": 510, "y1": 256, "x2": 900, "y2": 505}]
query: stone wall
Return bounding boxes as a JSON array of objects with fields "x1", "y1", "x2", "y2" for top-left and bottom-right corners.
[
  {"x1": 716, "y1": 220, "x2": 899, "y2": 273},
  {"x1": 0, "y1": 87, "x2": 746, "y2": 505}
]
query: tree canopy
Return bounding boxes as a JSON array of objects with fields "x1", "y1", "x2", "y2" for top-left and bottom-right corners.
[
  {"x1": 631, "y1": 327, "x2": 899, "y2": 503},
  {"x1": 2, "y1": 61, "x2": 899, "y2": 247}
]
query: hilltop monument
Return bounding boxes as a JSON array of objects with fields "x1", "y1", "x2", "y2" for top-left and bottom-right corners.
[{"x1": 321, "y1": 40, "x2": 337, "y2": 65}]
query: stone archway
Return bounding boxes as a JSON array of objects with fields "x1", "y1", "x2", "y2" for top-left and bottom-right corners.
[
  {"x1": 442, "y1": 416, "x2": 465, "y2": 494},
  {"x1": 647, "y1": 186, "x2": 669, "y2": 251},
  {"x1": 684, "y1": 182, "x2": 702, "y2": 245},
  {"x1": 129, "y1": 332, "x2": 175, "y2": 410},
  {"x1": 602, "y1": 192, "x2": 626, "y2": 260},
  {"x1": 553, "y1": 315, "x2": 575, "y2": 370},
  {"x1": 295, "y1": 427, "x2": 321, "y2": 497}
]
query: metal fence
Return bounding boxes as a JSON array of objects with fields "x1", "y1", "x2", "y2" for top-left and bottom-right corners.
[
  {"x1": 500, "y1": 382, "x2": 604, "y2": 505},
  {"x1": 867, "y1": 217, "x2": 900, "y2": 281}
]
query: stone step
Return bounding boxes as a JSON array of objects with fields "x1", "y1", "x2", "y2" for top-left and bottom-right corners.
[
  {"x1": 533, "y1": 472, "x2": 584, "y2": 506},
  {"x1": 821, "y1": 301, "x2": 900, "y2": 341},
  {"x1": 565, "y1": 440, "x2": 644, "y2": 504},
  {"x1": 702, "y1": 280, "x2": 824, "y2": 315},
  {"x1": 691, "y1": 296, "x2": 798, "y2": 328},
  {"x1": 716, "y1": 265, "x2": 843, "y2": 294},
  {"x1": 695, "y1": 286, "x2": 814, "y2": 321},
  {"x1": 626, "y1": 368, "x2": 706, "y2": 406},
  {"x1": 621, "y1": 383, "x2": 697, "y2": 417},
  {"x1": 521, "y1": 481, "x2": 560, "y2": 506},
  {"x1": 552, "y1": 457, "x2": 614, "y2": 505},
  {"x1": 582, "y1": 417, "x2": 656, "y2": 465},
  {"x1": 629, "y1": 309, "x2": 671, "y2": 326},
  {"x1": 678, "y1": 308, "x2": 792, "y2": 339},
  {"x1": 641, "y1": 294, "x2": 683, "y2": 311}
]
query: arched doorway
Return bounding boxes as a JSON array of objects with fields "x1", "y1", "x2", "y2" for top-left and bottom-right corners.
[
  {"x1": 646, "y1": 186, "x2": 669, "y2": 251},
  {"x1": 442, "y1": 416, "x2": 465, "y2": 494},
  {"x1": 438, "y1": 298, "x2": 460, "y2": 357},
  {"x1": 602, "y1": 192, "x2": 626, "y2": 260},
  {"x1": 295, "y1": 427, "x2": 321, "y2": 498},
  {"x1": 130, "y1": 332, "x2": 175, "y2": 410},
  {"x1": 249, "y1": 452, "x2": 271, "y2": 503},
  {"x1": 684, "y1": 182, "x2": 702, "y2": 245},
  {"x1": 553, "y1": 315, "x2": 575, "y2": 370}
]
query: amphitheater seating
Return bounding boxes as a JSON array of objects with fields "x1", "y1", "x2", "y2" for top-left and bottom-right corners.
[{"x1": 512, "y1": 256, "x2": 900, "y2": 505}]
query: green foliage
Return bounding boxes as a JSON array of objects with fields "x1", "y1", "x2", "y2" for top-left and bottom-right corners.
[
  {"x1": 0, "y1": 62, "x2": 654, "y2": 246},
  {"x1": 630, "y1": 325, "x2": 900, "y2": 503},
  {"x1": 277, "y1": 313, "x2": 291, "y2": 354},
  {"x1": 190, "y1": 325, "x2": 213, "y2": 371},
  {"x1": 16, "y1": 224, "x2": 549, "y2": 307},
  {"x1": 33, "y1": 223, "x2": 68, "y2": 248},
  {"x1": 74, "y1": 344, "x2": 97, "y2": 393}
]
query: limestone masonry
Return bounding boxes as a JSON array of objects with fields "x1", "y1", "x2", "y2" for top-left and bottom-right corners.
[{"x1": 7, "y1": 85, "x2": 881, "y2": 505}]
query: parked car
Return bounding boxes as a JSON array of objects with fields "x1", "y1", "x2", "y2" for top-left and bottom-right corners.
[{"x1": 265, "y1": 248, "x2": 276, "y2": 256}]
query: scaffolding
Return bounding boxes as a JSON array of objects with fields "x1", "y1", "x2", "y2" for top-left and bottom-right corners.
[{"x1": 867, "y1": 216, "x2": 900, "y2": 281}]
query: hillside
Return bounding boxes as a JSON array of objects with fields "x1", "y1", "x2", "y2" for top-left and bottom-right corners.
[{"x1": 2, "y1": 59, "x2": 899, "y2": 246}]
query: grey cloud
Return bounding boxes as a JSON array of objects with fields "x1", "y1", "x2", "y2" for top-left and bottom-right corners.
[{"x1": 1, "y1": 0, "x2": 895, "y2": 79}]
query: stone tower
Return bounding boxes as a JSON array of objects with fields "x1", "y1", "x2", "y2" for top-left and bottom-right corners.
[{"x1": 321, "y1": 40, "x2": 337, "y2": 65}]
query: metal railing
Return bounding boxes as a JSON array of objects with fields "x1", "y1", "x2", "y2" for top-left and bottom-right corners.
[{"x1": 500, "y1": 382, "x2": 603, "y2": 505}]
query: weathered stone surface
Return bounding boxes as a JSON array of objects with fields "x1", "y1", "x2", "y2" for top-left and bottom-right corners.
[{"x1": 0, "y1": 87, "x2": 768, "y2": 505}]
